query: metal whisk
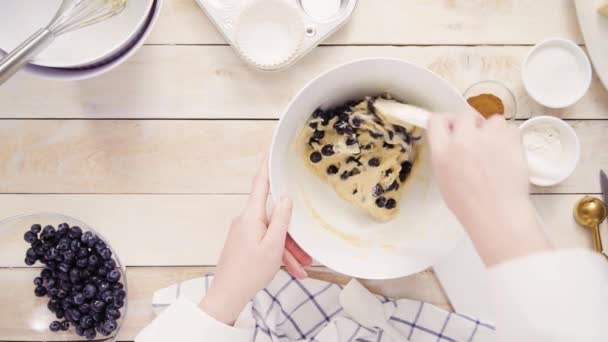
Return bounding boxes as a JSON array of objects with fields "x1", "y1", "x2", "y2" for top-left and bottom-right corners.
[{"x1": 0, "y1": 0, "x2": 127, "y2": 85}]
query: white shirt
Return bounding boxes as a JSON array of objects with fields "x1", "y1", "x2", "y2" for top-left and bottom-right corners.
[{"x1": 135, "y1": 249, "x2": 608, "y2": 341}]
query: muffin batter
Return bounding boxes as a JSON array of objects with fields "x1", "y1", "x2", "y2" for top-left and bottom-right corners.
[{"x1": 299, "y1": 96, "x2": 420, "y2": 221}]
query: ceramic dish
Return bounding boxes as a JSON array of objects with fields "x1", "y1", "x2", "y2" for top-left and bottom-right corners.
[
  {"x1": 520, "y1": 116, "x2": 581, "y2": 187},
  {"x1": 0, "y1": 213, "x2": 127, "y2": 341},
  {"x1": 522, "y1": 38, "x2": 592, "y2": 109},
  {"x1": 575, "y1": 0, "x2": 608, "y2": 91},
  {"x1": 0, "y1": 0, "x2": 162, "y2": 81},
  {"x1": 0, "y1": 0, "x2": 154, "y2": 68},
  {"x1": 269, "y1": 58, "x2": 468, "y2": 279}
]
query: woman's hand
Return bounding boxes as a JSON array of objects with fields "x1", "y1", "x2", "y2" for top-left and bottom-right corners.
[
  {"x1": 199, "y1": 158, "x2": 312, "y2": 325},
  {"x1": 428, "y1": 112, "x2": 551, "y2": 266}
]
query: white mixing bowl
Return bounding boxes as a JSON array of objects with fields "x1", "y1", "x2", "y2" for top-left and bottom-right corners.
[{"x1": 269, "y1": 58, "x2": 469, "y2": 279}]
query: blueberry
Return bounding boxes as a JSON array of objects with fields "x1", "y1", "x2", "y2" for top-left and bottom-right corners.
[
  {"x1": 352, "y1": 117, "x2": 362, "y2": 127},
  {"x1": 61, "y1": 321, "x2": 70, "y2": 331},
  {"x1": 326, "y1": 165, "x2": 339, "y2": 175},
  {"x1": 46, "y1": 260, "x2": 57, "y2": 270},
  {"x1": 81, "y1": 231, "x2": 94, "y2": 245},
  {"x1": 55, "y1": 309, "x2": 65, "y2": 319},
  {"x1": 92, "y1": 311, "x2": 105, "y2": 323},
  {"x1": 383, "y1": 142, "x2": 394, "y2": 149},
  {"x1": 345, "y1": 137, "x2": 357, "y2": 146},
  {"x1": 313, "y1": 130, "x2": 324, "y2": 140},
  {"x1": 73, "y1": 284, "x2": 84, "y2": 292},
  {"x1": 59, "y1": 279, "x2": 72, "y2": 291},
  {"x1": 370, "y1": 131, "x2": 383, "y2": 139},
  {"x1": 70, "y1": 308, "x2": 82, "y2": 321},
  {"x1": 368, "y1": 158, "x2": 380, "y2": 167},
  {"x1": 80, "y1": 315, "x2": 94, "y2": 328},
  {"x1": 83, "y1": 284, "x2": 97, "y2": 299},
  {"x1": 68, "y1": 226, "x2": 82, "y2": 239},
  {"x1": 88, "y1": 254, "x2": 99, "y2": 267},
  {"x1": 321, "y1": 144, "x2": 334, "y2": 156},
  {"x1": 49, "y1": 288, "x2": 59, "y2": 297},
  {"x1": 103, "y1": 319, "x2": 117, "y2": 333},
  {"x1": 47, "y1": 247, "x2": 59, "y2": 260},
  {"x1": 387, "y1": 181, "x2": 400, "y2": 192},
  {"x1": 106, "y1": 270, "x2": 121, "y2": 283},
  {"x1": 26, "y1": 247, "x2": 37, "y2": 259},
  {"x1": 80, "y1": 303, "x2": 91, "y2": 314},
  {"x1": 59, "y1": 262, "x2": 71, "y2": 273},
  {"x1": 375, "y1": 197, "x2": 387, "y2": 208},
  {"x1": 94, "y1": 241, "x2": 106, "y2": 254},
  {"x1": 351, "y1": 168, "x2": 361, "y2": 176},
  {"x1": 399, "y1": 161, "x2": 412, "y2": 182},
  {"x1": 34, "y1": 286, "x2": 47, "y2": 297},
  {"x1": 30, "y1": 224, "x2": 42, "y2": 234},
  {"x1": 84, "y1": 328, "x2": 96, "y2": 340},
  {"x1": 56, "y1": 289, "x2": 67, "y2": 299},
  {"x1": 75, "y1": 325, "x2": 85, "y2": 336},
  {"x1": 49, "y1": 320, "x2": 61, "y2": 332},
  {"x1": 63, "y1": 250, "x2": 75, "y2": 261},
  {"x1": 340, "y1": 171, "x2": 350, "y2": 180},
  {"x1": 112, "y1": 283, "x2": 124, "y2": 290},
  {"x1": 91, "y1": 299, "x2": 106, "y2": 313},
  {"x1": 312, "y1": 108, "x2": 324, "y2": 118},
  {"x1": 112, "y1": 298, "x2": 124, "y2": 309},
  {"x1": 24, "y1": 231, "x2": 37, "y2": 243},
  {"x1": 74, "y1": 292, "x2": 85, "y2": 305},
  {"x1": 70, "y1": 268, "x2": 81, "y2": 280},
  {"x1": 76, "y1": 258, "x2": 88, "y2": 268},
  {"x1": 113, "y1": 289, "x2": 126, "y2": 301},
  {"x1": 47, "y1": 298, "x2": 59, "y2": 312},
  {"x1": 25, "y1": 257, "x2": 36, "y2": 266},
  {"x1": 372, "y1": 184, "x2": 384, "y2": 197},
  {"x1": 308, "y1": 122, "x2": 318, "y2": 129},
  {"x1": 57, "y1": 271, "x2": 69, "y2": 281},
  {"x1": 101, "y1": 290, "x2": 114, "y2": 303},
  {"x1": 100, "y1": 248, "x2": 112, "y2": 260},
  {"x1": 58, "y1": 222, "x2": 69, "y2": 230},
  {"x1": 309, "y1": 152, "x2": 322, "y2": 163},
  {"x1": 97, "y1": 267, "x2": 108, "y2": 277},
  {"x1": 106, "y1": 308, "x2": 121, "y2": 320},
  {"x1": 385, "y1": 199, "x2": 397, "y2": 210},
  {"x1": 70, "y1": 239, "x2": 81, "y2": 252},
  {"x1": 42, "y1": 225, "x2": 56, "y2": 236}
]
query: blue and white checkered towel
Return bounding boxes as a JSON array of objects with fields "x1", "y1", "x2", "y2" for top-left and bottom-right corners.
[{"x1": 151, "y1": 270, "x2": 495, "y2": 341}]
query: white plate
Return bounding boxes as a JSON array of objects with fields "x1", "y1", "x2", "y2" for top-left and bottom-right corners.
[
  {"x1": 0, "y1": 0, "x2": 153, "y2": 68},
  {"x1": 575, "y1": 0, "x2": 608, "y2": 90},
  {"x1": 269, "y1": 58, "x2": 468, "y2": 279}
]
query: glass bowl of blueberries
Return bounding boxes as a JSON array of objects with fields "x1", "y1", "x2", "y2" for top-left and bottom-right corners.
[{"x1": 0, "y1": 213, "x2": 127, "y2": 341}]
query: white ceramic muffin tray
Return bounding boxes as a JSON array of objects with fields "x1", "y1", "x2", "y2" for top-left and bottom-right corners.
[{"x1": 195, "y1": 0, "x2": 358, "y2": 71}]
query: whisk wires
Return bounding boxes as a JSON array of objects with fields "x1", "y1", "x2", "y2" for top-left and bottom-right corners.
[{"x1": 48, "y1": 0, "x2": 127, "y2": 35}]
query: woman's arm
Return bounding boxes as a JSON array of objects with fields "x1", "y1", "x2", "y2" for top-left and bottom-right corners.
[
  {"x1": 136, "y1": 158, "x2": 312, "y2": 341},
  {"x1": 427, "y1": 112, "x2": 551, "y2": 266},
  {"x1": 428, "y1": 112, "x2": 608, "y2": 340}
]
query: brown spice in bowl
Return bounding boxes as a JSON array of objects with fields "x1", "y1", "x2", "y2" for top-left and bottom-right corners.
[{"x1": 467, "y1": 93, "x2": 504, "y2": 119}]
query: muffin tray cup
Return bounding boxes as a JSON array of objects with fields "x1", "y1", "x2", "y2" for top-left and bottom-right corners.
[{"x1": 195, "y1": 0, "x2": 358, "y2": 71}]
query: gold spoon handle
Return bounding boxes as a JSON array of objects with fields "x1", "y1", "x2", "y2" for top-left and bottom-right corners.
[{"x1": 592, "y1": 223, "x2": 604, "y2": 253}]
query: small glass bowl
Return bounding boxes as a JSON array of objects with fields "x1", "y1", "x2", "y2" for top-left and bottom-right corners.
[
  {"x1": 463, "y1": 80, "x2": 518, "y2": 120},
  {"x1": 0, "y1": 213, "x2": 127, "y2": 341}
]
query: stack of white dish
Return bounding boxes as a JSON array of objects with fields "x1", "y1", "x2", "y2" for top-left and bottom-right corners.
[{"x1": 0, "y1": 0, "x2": 162, "y2": 81}]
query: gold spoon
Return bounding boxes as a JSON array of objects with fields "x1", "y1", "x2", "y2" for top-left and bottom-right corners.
[{"x1": 574, "y1": 196, "x2": 607, "y2": 253}]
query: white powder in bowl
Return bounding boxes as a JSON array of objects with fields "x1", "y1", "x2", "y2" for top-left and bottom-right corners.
[{"x1": 523, "y1": 124, "x2": 563, "y2": 167}]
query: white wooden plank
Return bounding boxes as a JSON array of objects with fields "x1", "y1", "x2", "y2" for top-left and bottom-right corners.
[
  {"x1": 0, "y1": 267, "x2": 449, "y2": 341},
  {"x1": 0, "y1": 194, "x2": 602, "y2": 267},
  {"x1": 147, "y1": 0, "x2": 583, "y2": 45},
  {"x1": 2, "y1": 46, "x2": 607, "y2": 119},
  {"x1": 0, "y1": 120, "x2": 605, "y2": 194}
]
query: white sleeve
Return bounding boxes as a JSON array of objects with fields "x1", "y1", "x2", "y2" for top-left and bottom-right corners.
[
  {"x1": 135, "y1": 297, "x2": 253, "y2": 342},
  {"x1": 488, "y1": 249, "x2": 608, "y2": 342}
]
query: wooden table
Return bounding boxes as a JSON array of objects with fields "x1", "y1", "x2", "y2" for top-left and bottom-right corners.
[{"x1": 1, "y1": 1, "x2": 607, "y2": 340}]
